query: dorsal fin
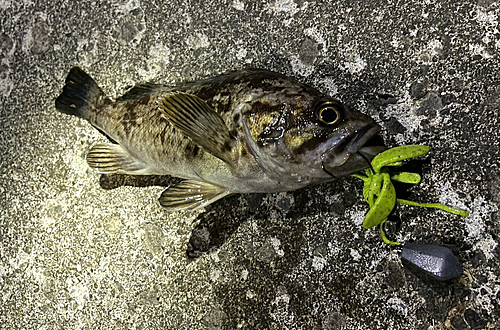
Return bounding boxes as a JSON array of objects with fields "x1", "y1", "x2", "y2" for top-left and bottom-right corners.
[{"x1": 117, "y1": 83, "x2": 165, "y2": 102}]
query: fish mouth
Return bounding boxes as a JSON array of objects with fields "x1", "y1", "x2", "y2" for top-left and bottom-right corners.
[
  {"x1": 346, "y1": 122, "x2": 381, "y2": 155},
  {"x1": 322, "y1": 122, "x2": 385, "y2": 176}
]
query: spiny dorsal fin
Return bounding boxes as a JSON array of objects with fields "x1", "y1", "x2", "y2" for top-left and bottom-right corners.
[
  {"x1": 159, "y1": 180, "x2": 230, "y2": 211},
  {"x1": 86, "y1": 143, "x2": 154, "y2": 175},
  {"x1": 159, "y1": 93, "x2": 237, "y2": 167},
  {"x1": 117, "y1": 83, "x2": 164, "y2": 102}
]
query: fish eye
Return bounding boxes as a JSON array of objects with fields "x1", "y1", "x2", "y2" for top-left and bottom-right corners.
[
  {"x1": 314, "y1": 99, "x2": 344, "y2": 126},
  {"x1": 319, "y1": 106, "x2": 341, "y2": 125}
]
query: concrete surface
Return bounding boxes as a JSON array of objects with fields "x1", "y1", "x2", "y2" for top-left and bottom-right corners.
[{"x1": 1, "y1": 0, "x2": 499, "y2": 329}]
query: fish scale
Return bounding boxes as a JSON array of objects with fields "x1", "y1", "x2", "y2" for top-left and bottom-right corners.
[{"x1": 55, "y1": 67, "x2": 383, "y2": 210}]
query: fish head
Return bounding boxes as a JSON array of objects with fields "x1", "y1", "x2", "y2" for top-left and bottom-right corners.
[{"x1": 242, "y1": 89, "x2": 383, "y2": 183}]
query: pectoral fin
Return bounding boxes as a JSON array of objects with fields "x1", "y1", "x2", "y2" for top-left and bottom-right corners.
[
  {"x1": 86, "y1": 143, "x2": 153, "y2": 175},
  {"x1": 159, "y1": 93, "x2": 236, "y2": 168},
  {"x1": 159, "y1": 180, "x2": 230, "y2": 211}
]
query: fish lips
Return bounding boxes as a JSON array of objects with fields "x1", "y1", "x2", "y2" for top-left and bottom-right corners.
[{"x1": 322, "y1": 122, "x2": 383, "y2": 177}]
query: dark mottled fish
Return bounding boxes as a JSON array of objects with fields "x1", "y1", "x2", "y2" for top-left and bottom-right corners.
[{"x1": 55, "y1": 67, "x2": 382, "y2": 210}]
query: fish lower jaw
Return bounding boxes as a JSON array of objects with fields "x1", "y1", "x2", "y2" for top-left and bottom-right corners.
[
  {"x1": 357, "y1": 146, "x2": 386, "y2": 160},
  {"x1": 321, "y1": 145, "x2": 385, "y2": 177}
]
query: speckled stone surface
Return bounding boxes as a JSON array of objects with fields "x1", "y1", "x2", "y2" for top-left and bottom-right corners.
[{"x1": 1, "y1": 1, "x2": 499, "y2": 329}]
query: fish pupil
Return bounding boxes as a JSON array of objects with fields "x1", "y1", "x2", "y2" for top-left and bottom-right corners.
[{"x1": 320, "y1": 107, "x2": 339, "y2": 124}]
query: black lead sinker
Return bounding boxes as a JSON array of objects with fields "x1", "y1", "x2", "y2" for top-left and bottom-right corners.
[{"x1": 401, "y1": 243, "x2": 463, "y2": 281}]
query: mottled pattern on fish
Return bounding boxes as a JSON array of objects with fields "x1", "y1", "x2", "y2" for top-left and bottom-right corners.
[{"x1": 55, "y1": 68, "x2": 382, "y2": 210}]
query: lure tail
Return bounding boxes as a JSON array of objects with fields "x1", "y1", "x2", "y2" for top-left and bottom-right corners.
[{"x1": 55, "y1": 67, "x2": 109, "y2": 119}]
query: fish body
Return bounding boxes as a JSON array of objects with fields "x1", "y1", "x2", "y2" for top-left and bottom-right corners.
[{"x1": 55, "y1": 68, "x2": 382, "y2": 210}]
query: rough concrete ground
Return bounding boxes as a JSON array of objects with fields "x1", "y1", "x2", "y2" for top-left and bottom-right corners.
[{"x1": 1, "y1": 0, "x2": 499, "y2": 329}]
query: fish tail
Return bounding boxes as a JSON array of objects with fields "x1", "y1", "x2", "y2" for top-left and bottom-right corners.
[{"x1": 55, "y1": 67, "x2": 107, "y2": 119}]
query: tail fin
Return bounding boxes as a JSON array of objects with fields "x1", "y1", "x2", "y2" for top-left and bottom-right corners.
[{"x1": 55, "y1": 67, "x2": 107, "y2": 118}]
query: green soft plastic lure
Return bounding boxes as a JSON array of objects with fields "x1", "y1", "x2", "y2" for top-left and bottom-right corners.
[{"x1": 352, "y1": 145, "x2": 469, "y2": 245}]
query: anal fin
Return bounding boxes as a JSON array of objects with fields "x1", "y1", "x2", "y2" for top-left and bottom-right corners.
[
  {"x1": 86, "y1": 143, "x2": 152, "y2": 175},
  {"x1": 159, "y1": 180, "x2": 230, "y2": 211}
]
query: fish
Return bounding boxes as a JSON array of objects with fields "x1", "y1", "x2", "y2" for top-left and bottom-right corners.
[{"x1": 55, "y1": 67, "x2": 383, "y2": 211}]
